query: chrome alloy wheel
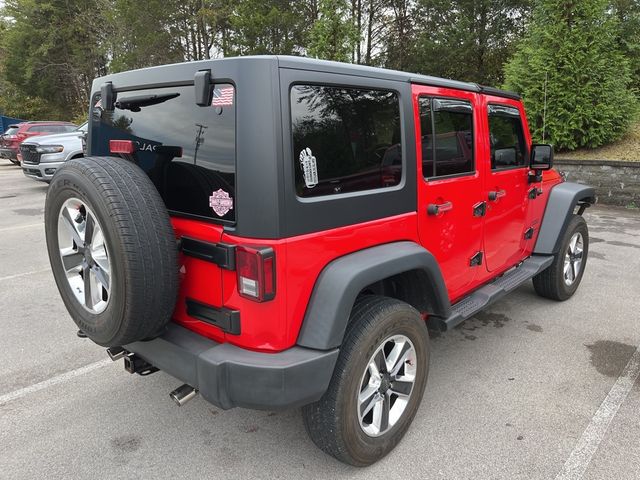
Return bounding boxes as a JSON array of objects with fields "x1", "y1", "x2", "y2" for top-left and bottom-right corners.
[
  {"x1": 57, "y1": 198, "x2": 111, "y2": 314},
  {"x1": 357, "y1": 334, "x2": 417, "y2": 437},
  {"x1": 563, "y1": 232, "x2": 584, "y2": 286}
]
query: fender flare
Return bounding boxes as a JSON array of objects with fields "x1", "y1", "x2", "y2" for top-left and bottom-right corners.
[
  {"x1": 296, "y1": 241, "x2": 451, "y2": 350},
  {"x1": 534, "y1": 182, "x2": 596, "y2": 255}
]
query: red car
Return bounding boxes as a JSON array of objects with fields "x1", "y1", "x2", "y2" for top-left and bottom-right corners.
[
  {"x1": 0, "y1": 121, "x2": 77, "y2": 164},
  {"x1": 44, "y1": 56, "x2": 595, "y2": 466}
]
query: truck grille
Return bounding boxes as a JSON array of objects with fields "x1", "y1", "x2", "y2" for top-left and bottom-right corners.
[{"x1": 20, "y1": 144, "x2": 41, "y2": 164}]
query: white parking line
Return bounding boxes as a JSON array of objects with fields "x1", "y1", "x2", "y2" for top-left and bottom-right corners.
[
  {"x1": 555, "y1": 346, "x2": 640, "y2": 480},
  {"x1": 0, "y1": 359, "x2": 112, "y2": 406},
  {"x1": 0, "y1": 268, "x2": 50, "y2": 282},
  {"x1": 0, "y1": 223, "x2": 42, "y2": 233}
]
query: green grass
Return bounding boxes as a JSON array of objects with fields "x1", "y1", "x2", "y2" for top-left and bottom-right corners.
[{"x1": 556, "y1": 121, "x2": 640, "y2": 162}]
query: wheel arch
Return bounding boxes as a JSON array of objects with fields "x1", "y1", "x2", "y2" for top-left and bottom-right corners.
[
  {"x1": 296, "y1": 241, "x2": 451, "y2": 350},
  {"x1": 534, "y1": 182, "x2": 596, "y2": 255}
]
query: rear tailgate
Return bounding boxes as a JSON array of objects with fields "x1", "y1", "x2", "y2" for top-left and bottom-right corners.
[
  {"x1": 89, "y1": 83, "x2": 237, "y2": 343},
  {"x1": 171, "y1": 218, "x2": 227, "y2": 343}
]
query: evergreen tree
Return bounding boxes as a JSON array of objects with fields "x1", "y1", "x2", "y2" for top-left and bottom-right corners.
[
  {"x1": 504, "y1": 0, "x2": 637, "y2": 150},
  {"x1": 308, "y1": 0, "x2": 358, "y2": 61}
]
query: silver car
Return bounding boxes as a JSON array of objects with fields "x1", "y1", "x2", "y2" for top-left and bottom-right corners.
[{"x1": 21, "y1": 123, "x2": 87, "y2": 182}]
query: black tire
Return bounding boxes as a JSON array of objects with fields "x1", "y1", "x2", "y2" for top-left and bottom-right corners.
[
  {"x1": 533, "y1": 214, "x2": 589, "y2": 301},
  {"x1": 302, "y1": 296, "x2": 430, "y2": 466},
  {"x1": 45, "y1": 156, "x2": 179, "y2": 346}
]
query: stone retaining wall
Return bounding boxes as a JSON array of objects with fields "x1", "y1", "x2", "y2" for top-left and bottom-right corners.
[{"x1": 554, "y1": 159, "x2": 640, "y2": 207}]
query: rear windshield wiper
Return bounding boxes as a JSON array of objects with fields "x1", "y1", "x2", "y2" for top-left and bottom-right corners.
[{"x1": 115, "y1": 92, "x2": 180, "y2": 112}]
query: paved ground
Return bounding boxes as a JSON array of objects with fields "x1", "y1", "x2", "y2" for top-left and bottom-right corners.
[{"x1": 1, "y1": 162, "x2": 639, "y2": 479}]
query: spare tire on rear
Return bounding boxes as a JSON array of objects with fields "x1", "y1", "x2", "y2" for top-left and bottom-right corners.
[{"x1": 45, "y1": 156, "x2": 179, "y2": 347}]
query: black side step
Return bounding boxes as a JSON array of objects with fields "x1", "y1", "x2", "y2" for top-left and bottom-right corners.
[{"x1": 436, "y1": 255, "x2": 554, "y2": 331}]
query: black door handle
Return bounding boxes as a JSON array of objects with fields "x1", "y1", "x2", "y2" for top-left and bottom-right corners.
[
  {"x1": 488, "y1": 190, "x2": 506, "y2": 201},
  {"x1": 427, "y1": 201, "x2": 453, "y2": 216}
]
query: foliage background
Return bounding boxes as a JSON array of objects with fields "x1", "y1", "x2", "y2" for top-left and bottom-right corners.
[{"x1": 0, "y1": 0, "x2": 638, "y2": 150}]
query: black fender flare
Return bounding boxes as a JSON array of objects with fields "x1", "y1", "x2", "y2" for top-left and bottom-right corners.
[
  {"x1": 296, "y1": 241, "x2": 451, "y2": 350},
  {"x1": 534, "y1": 182, "x2": 596, "y2": 255}
]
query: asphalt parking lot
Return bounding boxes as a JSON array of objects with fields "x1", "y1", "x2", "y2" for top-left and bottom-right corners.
[{"x1": 0, "y1": 162, "x2": 639, "y2": 479}]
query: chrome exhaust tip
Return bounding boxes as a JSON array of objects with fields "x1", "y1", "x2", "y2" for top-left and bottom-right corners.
[{"x1": 170, "y1": 384, "x2": 198, "y2": 406}]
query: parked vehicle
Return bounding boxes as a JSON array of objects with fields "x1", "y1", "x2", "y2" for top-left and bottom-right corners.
[
  {"x1": 44, "y1": 56, "x2": 595, "y2": 466},
  {"x1": 21, "y1": 123, "x2": 87, "y2": 182},
  {"x1": 0, "y1": 121, "x2": 77, "y2": 165}
]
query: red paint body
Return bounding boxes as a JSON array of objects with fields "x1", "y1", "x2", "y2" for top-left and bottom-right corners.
[{"x1": 169, "y1": 85, "x2": 563, "y2": 353}]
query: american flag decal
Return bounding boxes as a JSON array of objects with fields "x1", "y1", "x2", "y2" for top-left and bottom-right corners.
[{"x1": 212, "y1": 87, "x2": 234, "y2": 107}]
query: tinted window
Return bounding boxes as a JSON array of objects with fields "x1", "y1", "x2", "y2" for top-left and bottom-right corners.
[
  {"x1": 419, "y1": 97, "x2": 474, "y2": 178},
  {"x1": 90, "y1": 84, "x2": 236, "y2": 222},
  {"x1": 291, "y1": 85, "x2": 402, "y2": 197},
  {"x1": 3, "y1": 127, "x2": 18, "y2": 136},
  {"x1": 488, "y1": 104, "x2": 527, "y2": 169},
  {"x1": 28, "y1": 125, "x2": 74, "y2": 133}
]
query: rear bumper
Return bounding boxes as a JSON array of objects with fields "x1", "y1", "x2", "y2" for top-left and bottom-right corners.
[{"x1": 125, "y1": 323, "x2": 339, "y2": 410}]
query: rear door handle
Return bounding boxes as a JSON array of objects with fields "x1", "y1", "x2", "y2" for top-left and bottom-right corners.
[
  {"x1": 488, "y1": 190, "x2": 506, "y2": 201},
  {"x1": 427, "y1": 201, "x2": 453, "y2": 216}
]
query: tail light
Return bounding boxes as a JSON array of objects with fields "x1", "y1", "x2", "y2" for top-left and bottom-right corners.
[
  {"x1": 236, "y1": 246, "x2": 275, "y2": 302},
  {"x1": 109, "y1": 139, "x2": 136, "y2": 154}
]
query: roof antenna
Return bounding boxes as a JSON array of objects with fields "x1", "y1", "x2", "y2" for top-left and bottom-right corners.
[{"x1": 542, "y1": 71, "x2": 548, "y2": 142}]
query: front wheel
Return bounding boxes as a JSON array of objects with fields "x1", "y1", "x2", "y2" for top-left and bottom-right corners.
[
  {"x1": 533, "y1": 214, "x2": 589, "y2": 301},
  {"x1": 302, "y1": 296, "x2": 430, "y2": 466}
]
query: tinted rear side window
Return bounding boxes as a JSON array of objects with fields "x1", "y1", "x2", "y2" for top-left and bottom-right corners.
[
  {"x1": 291, "y1": 85, "x2": 402, "y2": 197},
  {"x1": 90, "y1": 84, "x2": 236, "y2": 222},
  {"x1": 488, "y1": 104, "x2": 527, "y2": 169}
]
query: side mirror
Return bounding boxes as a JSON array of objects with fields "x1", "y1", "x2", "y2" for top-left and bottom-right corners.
[
  {"x1": 100, "y1": 82, "x2": 117, "y2": 111},
  {"x1": 530, "y1": 144, "x2": 553, "y2": 171}
]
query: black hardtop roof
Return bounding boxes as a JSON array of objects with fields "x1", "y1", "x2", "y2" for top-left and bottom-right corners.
[{"x1": 93, "y1": 55, "x2": 520, "y2": 101}]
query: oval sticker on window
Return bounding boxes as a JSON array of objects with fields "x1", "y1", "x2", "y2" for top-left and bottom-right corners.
[{"x1": 299, "y1": 148, "x2": 318, "y2": 188}]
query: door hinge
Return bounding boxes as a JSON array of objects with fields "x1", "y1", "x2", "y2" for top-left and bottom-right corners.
[
  {"x1": 470, "y1": 251, "x2": 484, "y2": 267},
  {"x1": 524, "y1": 227, "x2": 535, "y2": 240},
  {"x1": 180, "y1": 237, "x2": 236, "y2": 270},
  {"x1": 473, "y1": 201, "x2": 486, "y2": 217},
  {"x1": 528, "y1": 187, "x2": 543, "y2": 199}
]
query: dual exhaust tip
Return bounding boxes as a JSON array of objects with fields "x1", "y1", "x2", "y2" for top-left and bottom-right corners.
[{"x1": 107, "y1": 346, "x2": 198, "y2": 406}]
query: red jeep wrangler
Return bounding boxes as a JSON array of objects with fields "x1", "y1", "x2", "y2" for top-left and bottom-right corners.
[{"x1": 44, "y1": 56, "x2": 594, "y2": 466}]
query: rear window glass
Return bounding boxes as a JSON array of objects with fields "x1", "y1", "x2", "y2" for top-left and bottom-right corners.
[
  {"x1": 3, "y1": 127, "x2": 18, "y2": 136},
  {"x1": 90, "y1": 84, "x2": 236, "y2": 223},
  {"x1": 28, "y1": 125, "x2": 75, "y2": 133},
  {"x1": 291, "y1": 85, "x2": 402, "y2": 197}
]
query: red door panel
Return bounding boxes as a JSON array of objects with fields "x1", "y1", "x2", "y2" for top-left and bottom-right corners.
[
  {"x1": 413, "y1": 85, "x2": 486, "y2": 303},
  {"x1": 481, "y1": 97, "x2": 532, "y2": 273}
]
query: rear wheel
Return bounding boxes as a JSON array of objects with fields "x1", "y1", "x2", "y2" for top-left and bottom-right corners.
[
  {"x1": 533, "y1": 214, "x2": 589, "y2": 301},
  {"x1": 45, "y1": 156, "x2": 179, "y2": 346},
  {"x1": 302, "y1": 296, "x2": 429, "y2": 466}
]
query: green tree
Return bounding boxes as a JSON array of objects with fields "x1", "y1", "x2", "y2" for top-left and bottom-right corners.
[
  {"x1": 412, "y1": 0, "x2": 531, "y2": 85},
  {"x1": 226, "y1": 0, "x2": 309, "y2": 56},
  {"x1": 308, "y1": 0, "x2": 358, "y2": 61},
  {"x1": 0, "y1": 0, "x2": 109, "y2": 120},
  {"x1": 504, "y1": 0, "x2": 638, "y2": 150},
  {"x1": 612, "y1": 0, "x2": 640, "y2": 89}
]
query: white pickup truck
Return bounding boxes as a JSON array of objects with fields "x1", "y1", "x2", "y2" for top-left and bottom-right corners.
[{"x1": 20, "y1": 123, "x2": 86, "y2": 182}]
